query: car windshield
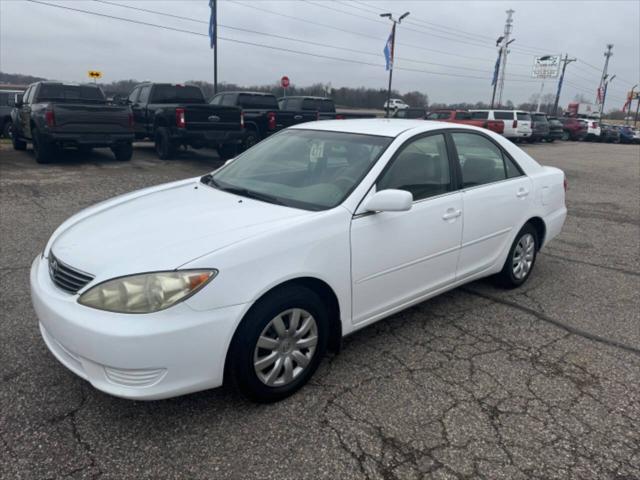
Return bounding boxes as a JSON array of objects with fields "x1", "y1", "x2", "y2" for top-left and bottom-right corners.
[
  {"x1": 150, "y1": 85, "x2": 204, "y2": 104},
  {"x1": 532, "y1": 114, "x2": 548, "y2": 122},
  {"x1": 517, "y1": 113, "x2": 532, "y2": 121},
  {"x1": 208, "y1": 129, "x2": 392, "y2": 211}
]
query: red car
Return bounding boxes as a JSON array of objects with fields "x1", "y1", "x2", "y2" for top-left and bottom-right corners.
[
  {"x1": 559, "y1": 117, "x2": 587, "y2": 141},
  {"x1": 427, "y1": 109, "x2": 504, "y2": 135}
]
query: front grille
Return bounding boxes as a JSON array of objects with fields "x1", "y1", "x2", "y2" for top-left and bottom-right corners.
[{"x1": 48, "y1": 253, "x2": 94, "y2": 294}]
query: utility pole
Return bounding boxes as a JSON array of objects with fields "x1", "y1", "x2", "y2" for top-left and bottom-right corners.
[
  {"x1": 497, "y1": 9, "x2": 515, "y2": 108},
  {"x1": 601, "y1": 74, "x2": 615, "y2": 116},
  {"x1": 553, "y1": 54, "x2": 576, "y2": 115},
  {"x1": 380, "y1": 11, "x2": 410, "y2": 118},
  {"x1": 627, "y1": 85, "x2": 637, "y2": 124},
  {"x1": 597, "y1": 44, "x2": 613, "y2": 117},
  {"x1": 490, "y1": 44, "x2": 502, "y2": 108}
]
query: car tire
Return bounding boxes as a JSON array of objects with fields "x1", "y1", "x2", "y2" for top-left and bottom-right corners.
[
  {"x1": 11, "y1": 131, "x2": 27, "y2": 151},
  {"x1": 547, "y1": 138, "x2": 555, "y2": 143},
  {"x1": 561, "y1": 131, "x2": 570, "y2": 141},
  {"x1": 112, "y1": 142, "x2": 133, "y2": 161},
  {"x1": 32, "y1": 128, "x2": 54, "y2": 164},
  {"x1": 2, "y1": 120, "x2": 12, "y2": 139},
  {"x1": 154, "y1": 127, "x2": 176, "y2": 160},
  {"x1": 227, "y1": 285, "x2": 329, "y2": 403},
  {"x1": 496, "y1": 223, "x2": 538, "y2": 289},
  {"x1": 242, "y1": 129, "x2": 259, "y2": 151}
]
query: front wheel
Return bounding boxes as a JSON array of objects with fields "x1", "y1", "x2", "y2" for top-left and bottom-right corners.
[
  {"x1": 227, "y1": 285, "x2": 329, "y2": 403},
  {"x1": 496, "y1": 224, "x2": 538, "y2": 289},
  {"x1": 11, "y1": 131, "x2": 27, "y2": 151},
  {"x1": 112, "y1": 142, "x2": 133, "y2": 161}
]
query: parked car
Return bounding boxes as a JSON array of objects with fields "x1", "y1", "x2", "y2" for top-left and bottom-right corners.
[
  {"x1": 127, "y1": 83, "x2": 244, "y2": 160},
  {"x1": 210, "y1": 91, "x2": 317, "y2": 150},
  {"x1": 529, "y1": 113, "x2": 550, "y2": 143},
  {"x1": 582, "y1": 118, "x2": 601, "y2": 141},
  {"x1": 11, "y1": 82, "x2": 134, "y2": 163},
  {"x1": 392, "y1": 108, "x2": 427, "y2": 119},
  {"x1": 559, "y1": 117, "x2": 587, "y2": 141},
  {"x1": 429, "y1": 109, "x2": 504, "y2": 135},
  {"x1": 599, "y1": 123, "x2": 620, "y2": 143},
  {"x1": 1, "y1": 87, "x2": 24, "y2": 138},
  {"x1": 278, "y1": 96, "x2": 375, "y2": 120},
  {"x1": 470, "y1": 110, "x2": 532, "y2": 141},
  {"x1": 383, "y1": 98, "x2": 409, "y2": 111},
  {"x1": 633, "y1": 128, "x2": 640, "y2": 144},
  {"x1": 31, "y1": 119, "x2": 566, "y2": 402},
  {"x1": 545, "y1": 116, "x2": 564, "y2": 142},
  {"x1": 616, "y1": 125, "x2": 636, "y2": 144}
]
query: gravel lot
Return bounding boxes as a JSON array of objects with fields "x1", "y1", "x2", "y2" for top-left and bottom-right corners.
[{"x1": 1, "y1": 139, "x2": 639, "y2": 480}]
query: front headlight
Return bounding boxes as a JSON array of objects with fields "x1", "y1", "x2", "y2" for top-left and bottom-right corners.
[{"x1": 78, "y1": 270, "x2": 217, "y2": 314}]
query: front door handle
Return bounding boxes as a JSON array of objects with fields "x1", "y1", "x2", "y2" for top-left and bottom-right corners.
[
  {"x1": 516, "y1": 188, "x2": 529, "y2": 198},
  {"x1": 442, "y1": 208, "x2": 462, "y2": 221}
]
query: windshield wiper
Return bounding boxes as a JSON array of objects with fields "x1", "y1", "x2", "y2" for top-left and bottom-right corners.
[{"x1": 200, "y1": 175, "x2": 285, "y2": 206}]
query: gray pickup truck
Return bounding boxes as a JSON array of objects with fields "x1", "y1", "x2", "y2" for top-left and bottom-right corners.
[{"x1": 11, "y1": 82, "x2": 134, "y2": 164}]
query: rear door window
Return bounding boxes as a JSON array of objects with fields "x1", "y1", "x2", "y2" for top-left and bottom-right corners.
[
  {"x1": 138, "y1": 85, "x2": 151, "y2": 104},
  {"x1": 454, "y1": 111, "x2": 471, "y2": 120},
  {"x1": 150, "y1": 85, "x2": 204, "y2": 104},
  {"x1": 453, "y1": 133, "x2": 517, "y2": 187},
  {"x1": 237, "y1": 94, "x2": 279, "y2": 109},
  {"x1": 471, "y1": 111, "x2": 488, "y2": 119}
]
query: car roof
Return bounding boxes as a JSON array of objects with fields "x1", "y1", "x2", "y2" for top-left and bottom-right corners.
[{"x1": 289, "y1": 118, "x2": 478, "y2": 137}]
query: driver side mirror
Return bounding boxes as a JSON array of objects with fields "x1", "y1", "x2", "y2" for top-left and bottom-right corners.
[
  {"x1": 363, "y1": 189, "x2": 413, "y2": 213},
  {"x1": 14, "y1": 93, "x2": 23, "y2": 107}
]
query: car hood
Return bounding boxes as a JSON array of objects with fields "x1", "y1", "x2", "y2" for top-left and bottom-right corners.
[{"x1": 50, "y1": 179, "x2": 308, "y2": 280}]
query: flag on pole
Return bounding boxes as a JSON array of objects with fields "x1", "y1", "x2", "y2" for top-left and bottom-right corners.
[
  {"x1": 209, "y1": 0, "x2": 216, "y2": 49},
  {"x1": 596, "y1": 86, "x2": 604, "y2": 104},
  {"x1": 491, "y1": 50, "x2": 502, "y2": 86},
  {"x1": 622, "y1": 91, "x2": 633, "y2": 112},
  {"x1": 383, "y1": 26, "x2": 395, "y2": 71}
]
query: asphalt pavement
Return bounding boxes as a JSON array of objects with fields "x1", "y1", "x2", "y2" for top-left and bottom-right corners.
[{"x1": 0, "y1": 139, "x2": 638, "y2": 480}]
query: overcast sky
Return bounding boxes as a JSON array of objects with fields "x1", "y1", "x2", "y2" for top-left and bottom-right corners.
[{"x1": 1, "y1": 0, "x2": 639, "y2": 106}]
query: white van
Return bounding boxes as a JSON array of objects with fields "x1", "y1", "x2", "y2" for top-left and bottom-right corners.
[{"x1": 470, "y1": 110, "x2": 533, "y2": 141}]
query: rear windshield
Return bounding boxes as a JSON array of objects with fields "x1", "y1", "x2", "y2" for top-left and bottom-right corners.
[
  {"x1": 150, "y1": 85, "x2": 204, "y2": 104},
  {"x1": 517, "y1": 113, "x2": 532, "y2": 121},
  {"x1": 494, "y1": 111, "x2": 513, "y2": 120},
  {"x1": 36, "y1": 84, "x2": 105, "y2": 103},
  {"x1": 237, "y1": 93, "x2": 279, "y2": 109},
  {"x1": 471, "y1": 111, "x2": 488, "y2": 119},
  {"x1": 427, "y1": 112, "x2": 451, "y2": 120},
  {"x1": 301, "y1": 98, "x2": 334, "y2": 112},
  {"x1": 532, "y1": 114, "x2": 548, "y2": 122}
]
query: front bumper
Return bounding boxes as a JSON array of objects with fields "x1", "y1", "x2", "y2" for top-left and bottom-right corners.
[{"x1": 30, "y1": 255, "x2": 247, "y2": 400}]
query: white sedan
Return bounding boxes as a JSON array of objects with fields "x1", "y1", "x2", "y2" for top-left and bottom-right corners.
[{"x1": 31, "y1": 119, "x2": 567, "y2": 402}]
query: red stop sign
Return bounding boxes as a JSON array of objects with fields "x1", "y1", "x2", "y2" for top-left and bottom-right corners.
[{"x1": 281, "y1": 76, "x2": 290, "y2": 88}]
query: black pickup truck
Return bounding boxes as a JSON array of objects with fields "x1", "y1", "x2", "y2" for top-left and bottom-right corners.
[
  {"x1": 11, "y1": 82, "x2": 134, "y2": 164},
  {"x1": 126, "y1": 83, "x2": 244, "y2": 159},
  {"x1": 278, "y1": 96, "x2": 376, "y2": 121},
  {"x1": 210, "y1": 91, "x2": 317, "y2": 150}
]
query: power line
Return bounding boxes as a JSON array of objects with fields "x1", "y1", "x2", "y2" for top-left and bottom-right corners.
[
  {"x1": 24, "y1": 0, "x2": 540, "y2": 85},
  {"x1": 93, "y1": 0, "x2": 512, "y2": 76}
]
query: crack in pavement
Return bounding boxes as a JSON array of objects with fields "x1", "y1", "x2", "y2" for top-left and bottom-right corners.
[
  {"x1": 541, "y1": 251, "x2": 640, "y2": 277},
  {"x1": 462, "y1": 287, "x2": 640, "y2": 356}
]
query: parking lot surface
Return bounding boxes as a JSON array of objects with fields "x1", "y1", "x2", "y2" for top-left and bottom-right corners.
[{"x1": 1, "y1": 140, "x2": 639, "y2": 480}]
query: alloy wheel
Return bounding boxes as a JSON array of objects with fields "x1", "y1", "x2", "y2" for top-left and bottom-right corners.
[
  {"x1": 512, "y1": 233, "x2": 535, "y2": 280},
  {"x1": 253, "y1": 308, "x2": 318, "y2": 387}
]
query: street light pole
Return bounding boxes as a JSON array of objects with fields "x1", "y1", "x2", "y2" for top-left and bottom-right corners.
[
  {"x1": 497, "y1": 9, "x2": 515, "y2": 108},
  {"x1": 597, "y1": 44, "x2": 613, "y2": 118},
  {"x1": 381, "y1": 11, "x2": 410, "y2": 118}
]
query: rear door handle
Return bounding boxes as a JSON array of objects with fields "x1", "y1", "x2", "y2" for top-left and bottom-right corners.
[
  {"x1": 516, "y1": 188, "x2": 529, "y2": 198},
  {"x1": 442, "y1": 208, "x2": 462, "y2": 221}
]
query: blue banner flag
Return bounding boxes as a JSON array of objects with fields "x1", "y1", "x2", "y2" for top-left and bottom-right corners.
[
  {"x1": 209, "y1": 0, "x2": 216, "y2": 49},
  {"x1": 383, "y1": 27, "x2": 395, "y2": 71},
  {"x1": 491, "y1": 50, "x2": 502, "y2": 86}
]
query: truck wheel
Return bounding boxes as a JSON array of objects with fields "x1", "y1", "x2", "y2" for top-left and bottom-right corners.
[
  {"x1": 242, "y1": 129, "x2": 259, "y2": 151},
  {"x1": 2, "y1": 120, "x2": 12, "y2": 139},
  {"x1": 154, "y1": 127, "x2": 176, "y2": 160},
  {"x1": 11, "y1": 132, "x2": 27, "y2": 151},
  {"x1": 32, "y1": 128, "x2": 54, "y2": 164},
  {"x1": 112, "y1": 142, "x2": 133, "y2": 161},
  {"x1": 217, "y1": 144, "x2": 237, "y2": 160}
]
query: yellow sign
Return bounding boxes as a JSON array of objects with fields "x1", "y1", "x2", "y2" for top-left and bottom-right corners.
[{"x1": 87, "y1": 70, "x2": 102, "y2": 79}]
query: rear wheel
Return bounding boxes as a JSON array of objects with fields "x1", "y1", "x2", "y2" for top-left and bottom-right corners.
[
  {"x1": 227, "y1": 285, "x2": 329, "y2": 403},
  {"x1": 11, "y1": 132, "x2": 27, "y2": 151},
  {"x1": 217, "y1": 143, "x2": 237, "y2": 160},
  {"x1": 496, "y1": 224, "x2": 538, "y2": 289},
  {"x1": 242, "y1": 129, "x2": 259, "y2": 151},
  {"x1": 32, "y1": 128, "x2": 54, "y2": 164},
  {"x1": 154, "y1": 127, "x2": 176, "y2": 160},
  {"x1": 2, "y1": 120, "x2": 12, "y2": 139},
  {"x1": 112, "y1": 142, "x2": 133, "y2": 161}
]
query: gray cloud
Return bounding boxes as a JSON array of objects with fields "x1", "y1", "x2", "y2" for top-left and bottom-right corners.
[{"x1": 1, "y1": 0, "x2": 638, "y2": 106}]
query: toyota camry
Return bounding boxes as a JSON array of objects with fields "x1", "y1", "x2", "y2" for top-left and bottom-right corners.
[{"x1": 31, "y1": 119, "x2": 566, "y2": 402}]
